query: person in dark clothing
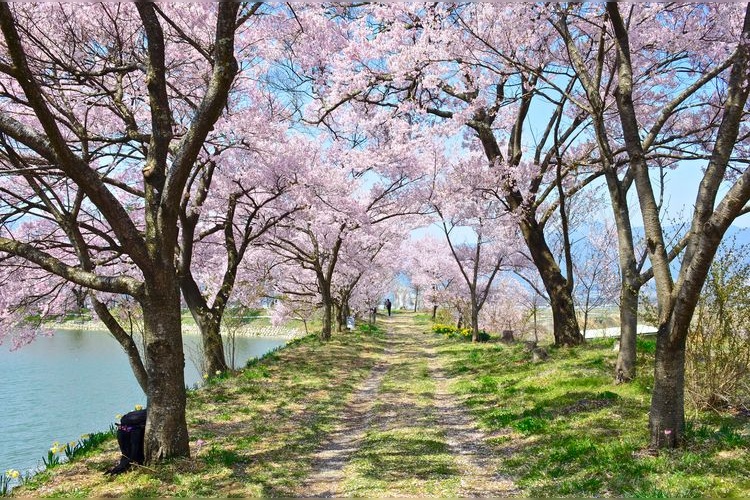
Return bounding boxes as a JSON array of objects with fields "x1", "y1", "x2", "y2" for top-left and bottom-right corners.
[{"x1": 385, "y1": 298, "x2": 392, "y2": 316}]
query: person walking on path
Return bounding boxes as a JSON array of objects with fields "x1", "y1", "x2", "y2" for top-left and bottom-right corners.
[{"x1": 385, "y1": 299, "x2": 392, "y2": 317}]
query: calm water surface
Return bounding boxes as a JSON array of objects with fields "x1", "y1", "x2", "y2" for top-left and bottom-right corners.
[{"x1": 0, "y1": 329, "x2": 286, "y2": 475}]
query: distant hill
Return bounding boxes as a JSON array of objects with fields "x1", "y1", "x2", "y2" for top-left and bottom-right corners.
[{"x1": 630, "y1": 225, "x2": 750, "y2": 272}]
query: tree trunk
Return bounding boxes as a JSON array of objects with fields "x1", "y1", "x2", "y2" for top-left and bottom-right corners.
[
  {"x1": 343, "y1": 300, "x2": 351, "y2": 322},
  {"x1": 582, "y1": 291, "x2": 590, "y2": 338},
  {"x1": 320, "y1": 294, "x2": 333, "y2": 341},
  {"x1": 73, "y1": 288, "x2": 87, "y2": 313},
  {"x1": 615, "y1": 277, "x2": 639, "y2": 383},
  {"x1": 141, "y1": 285, "x2": 189, "y2": 463},
  {"x1": 649, "y1": 323, "x2": 687, "y2": 449},
  {"x1": 603, "y1": 166, "x2": 642, "y2": 383},
  {"x1": 549, "y1": 289, "x2": 582, "y2": 346},
  {"x1": 334, "y1": 303, "x2": 344, "y2": 332},
  {"x1": 432, "y1": 304, "x2": 437, "y2": 320},
  {"x1": 470, "y1": 301, "x2": 480, "y2": 342},
  {"x1": 200, "y1": 318, "x2": 228, "y2": 376},
  {"x1": 520, "y1": 218, "x2": 583, "y2": 346},
  {"x1": 180, "y1": 273, "x2": 228, "y2": 378}
]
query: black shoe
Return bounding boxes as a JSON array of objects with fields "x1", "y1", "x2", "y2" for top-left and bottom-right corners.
[{"x1": 104, "y1": 457, "x2": 131, "y2": 475}]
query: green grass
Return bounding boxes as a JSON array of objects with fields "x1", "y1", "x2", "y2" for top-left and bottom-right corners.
[
  {"x1": 342, "y1": 428, "x2": 459, "y2": 496},
  {"x1": 16, "y1": 326, "x2": 388, "y2": 497},
  {"x1": 14, "y1": 314, "x2": 750, "y2": 498},
  {"x1": 339, "y1": 335, "x2": 460, "y2": 497},
  {"x1": 438, "y1": 335, "x2": 750, "y2": 497}
]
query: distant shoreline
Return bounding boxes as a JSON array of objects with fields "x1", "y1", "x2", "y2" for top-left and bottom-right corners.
[{"x1": 44, "y1": 319, "x2": 304, "y2": 340}]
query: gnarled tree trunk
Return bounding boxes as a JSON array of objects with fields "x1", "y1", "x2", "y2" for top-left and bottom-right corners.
[
  {"x1": 199, "y1": 318, "x2": 228, "y2": 376},
  {"x1": 141, "y1": 282, "x2": 189, "y2": 463}
]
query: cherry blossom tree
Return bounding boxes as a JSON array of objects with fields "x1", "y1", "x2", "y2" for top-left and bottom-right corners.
[
  {"x1": 263, "y1": 138, "x2": 423, "y2": 339},
  {"x1": 550, "y1": 3, "x2": 734, "y2": 383},
  {"x1": 431, "y1": 151, "x2": 523, "y2": 342},
  {"x1": 604, "y1": 3, "x2": 750, "y2": 449},
  {"x1": 402, "y1": 235, "x2": 458, "y2": 321},
  {"x1": 548, "y1": 2, "x2": 750, "y2": 446},
  {"x1": 480, "y1": 277, "x2": 532, "y2": 339},
  {"x1": 0, "y1": 2, "x2": 259, "y2": 462},
  {"x1": 177, "y1": 129, "x2": 301, "y2": 377},
  {"x1": 298, "y1": 3, "x2": 608, "y2": 346}
]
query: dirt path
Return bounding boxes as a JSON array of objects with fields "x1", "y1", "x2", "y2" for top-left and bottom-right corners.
[
  {"x1": 295, "y1": 329, "x2": 394, "y2": 497},
  {"x1": 296, "y1": 314, "x2": 518, "y2": 497},
  {"x1": 428, "y1": 346, "x2": 519, "y2": 496}
]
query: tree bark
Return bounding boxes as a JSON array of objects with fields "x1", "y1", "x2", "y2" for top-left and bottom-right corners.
[
  {"x1": 200, "y1": 318, "x2": 228, "y2": 376},
  {"x1": 520, "y1": 217, "x2": 583, "y2": 346},
  {"x1": 335, "y1": 303, "x2": 345, "y2": 332},
  {"x1": 649, "y1": 323, "x2": 686, "y2": 448},
  {"x1": 615, "y1": 278, "x2": 639, "y2": 383},
  {"x1": 432, "y1": 304, "x2": 437, "y2": 320},
  {"x1": 320, "y1": 288, "x2": 333, "y2": 341},
  {"x1": 607, "y1": 176, "x2": 642, "y2": 383},
  {"x1": 141, "y1": 283, "x2": 189, "y2": 463},
  {"x1": 470, "y1": 303, "x2": 480, "y2": 342}
]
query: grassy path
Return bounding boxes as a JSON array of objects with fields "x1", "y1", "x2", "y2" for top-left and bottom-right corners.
[
  {"x1": 295, "y1": 329, "x2": 394, "y2": 496},
  {"x1": 298, "y1": 315, "x2": 517, "y2": 497},
  {"x1": 428, "y1": 346, "x2": 518, "y2": 496}
]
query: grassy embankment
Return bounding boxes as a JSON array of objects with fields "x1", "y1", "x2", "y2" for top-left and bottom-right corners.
[
  {"x1": 45, "y1": 309, "x2": 311, "y2": 334},
  {"x1": 10, "y1": 311, "x2": 750, "y2": 497},
  {"x1": 13, "y1": 324, "x2": 386, "y2": 497}
]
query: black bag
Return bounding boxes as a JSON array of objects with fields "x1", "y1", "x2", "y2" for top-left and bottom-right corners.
[{"x1": 105, "y1": 409, "x2": 146, "y2": 475}]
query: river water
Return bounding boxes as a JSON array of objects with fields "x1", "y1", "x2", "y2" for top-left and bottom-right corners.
[{"x1": 0, "y1": 328, "x2": 286, "y2": 476}]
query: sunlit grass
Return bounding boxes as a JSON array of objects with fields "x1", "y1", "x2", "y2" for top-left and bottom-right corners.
[
  {"x1": 16, "y1": 314, "x2": 750, "y2": 498},
  {"x1": 438, "y1": 335, "x2": 750, "y2": 497}
]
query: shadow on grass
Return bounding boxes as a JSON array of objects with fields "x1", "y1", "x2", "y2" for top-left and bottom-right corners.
[
  {"x1": 439, "y1": 336, "x2": 750, "y2": 497},
  {"x1": 353, "y1": 433, "x2": 460, "y2": 481}
]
